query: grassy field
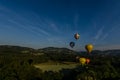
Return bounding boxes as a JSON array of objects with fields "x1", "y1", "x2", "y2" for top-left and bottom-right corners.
[{"x1": 34, "y1": 62, "x2": 79, "y2": 72}]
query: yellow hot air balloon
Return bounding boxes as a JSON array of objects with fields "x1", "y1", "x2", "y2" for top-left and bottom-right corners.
[
  {"x1": 85, "y1": 44, "x2": 93, "y2": 54},
  {"x1": 79, "y1": 58, "x2": 86, "y2": 65}
]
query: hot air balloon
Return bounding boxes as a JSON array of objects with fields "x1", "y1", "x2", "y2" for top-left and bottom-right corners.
[
  {"x1": 76, "y1": 56, "x2": 80, "y2": 62},
  {"x1": 79, "y1": 58, "x2": 86, "y2": 65},
  {"x1": 86, "y1": 58, "x2": 90, "y2": 64},
  {"x1": 76, "y1": 56, "x2": 79, "y2": 60},
  {"x1": 70, "y1": 42, "x2": 75, "y2": 48},
  {"x1": 85, "y1": 44, "x2": 93, "y2": 54},
  {"x1": 74, "y1": 33, "x2": 80, "y2": 40}
]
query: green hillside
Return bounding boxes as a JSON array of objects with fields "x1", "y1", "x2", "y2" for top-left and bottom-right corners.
[{"x1": 0, "y1": 45, "x2": 120, "y2": 80}]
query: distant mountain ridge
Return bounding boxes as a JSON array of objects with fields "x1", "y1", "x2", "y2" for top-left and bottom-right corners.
[
  {"x1": 0, "y1": 45, "x2": 120, "y2": 55},
  {"x1": 0, "y1": 45, "x2": 35, "y2": 54},
  {"x1": 38, "y1": 47, "x2": 76, "y2": 54},
  {"x1": 0, "y1": 45, "x2": 76, "y2": 54},
  {"x1": 0, "y1": 45, "x2": 34, "y2": 51}
]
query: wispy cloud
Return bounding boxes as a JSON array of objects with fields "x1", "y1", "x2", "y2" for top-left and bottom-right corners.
[
  {"x1": 0, "y1": 5, "x2": 66, "y2": 48},
  {"x1": 49, "y1": 22, "x2": 60, "y2": 33},
  {"x1": 29, "y1": 26, "x2": 51, "y2": 36},
  {"x1": 100, "y1": 28, "x2": 114, "y2": 41},
  {"x1": 15, "y1": 13, "x2": 51, "y2": 37},
  {"x1": 101, "y1": 33, "x2": 109, "y2": 41},
  {"x1": 7, "y1": 19, "x2": 45, "y2": 37},
  {"x1": 93, "y1": 23, "x2": 120, "y2": 45},
  {"x1": 0, "y1": 5, "x2": 11, "y2": 13},
  {"x1": 0, "y1": 6, "x2": 52, "y2": 37},
  {"x1": 27, "y1": 12, "x2": 61, "y2": 34},
  {"x1": 46, "y1": 20, "x2": 63, "y2": 34},
  {"x1": 93, "y1": 26, "x2": 104, "y2": 44},
  {"x1": 101, "y1": 24, "x2": 120, "y2": 41}
]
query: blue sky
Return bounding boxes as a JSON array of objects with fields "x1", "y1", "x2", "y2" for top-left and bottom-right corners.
[{"x1": 0, "y1": 0, "x2": 120, "y2": 51}]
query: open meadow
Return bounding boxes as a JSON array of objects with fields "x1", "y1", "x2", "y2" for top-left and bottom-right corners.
[{"x1": 34, "y1": 62, "x2": 79, "y2": 72}]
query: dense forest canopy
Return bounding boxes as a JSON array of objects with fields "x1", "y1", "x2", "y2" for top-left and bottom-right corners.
[{"x1": 0, "y1": 45, "x2": 120, "y2": 80}]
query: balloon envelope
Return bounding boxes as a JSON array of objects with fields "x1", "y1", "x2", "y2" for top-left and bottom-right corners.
[
  {"x1": 79, "y1": 58, "x2": 86, "y2": 65},
  {"x1": 86, "y1": 58, "x2": 90, "y2": 64},
  {"x1": 76, "y1": 56, "x2": 79, "y2": 60},
  {"x1": 70, "y1": 42, "x2": 75, "y2": 48},
  {"x1": 74, "y1": 33, "x2": 80, "y2": 40},
  {"x1": 85, "y1": 44, "x2": 93, "y2": 53}
]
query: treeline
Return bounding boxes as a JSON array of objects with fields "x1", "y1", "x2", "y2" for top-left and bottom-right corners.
[
  {"x1": 0, "y1": 53, "x2": 64, "y2": 80},
  {"x1": 0, "y1": 45, "x2": 120, "y2": 80},
  {"x1": 0, "y1": 52, "x2": 120, "y2": 80}
]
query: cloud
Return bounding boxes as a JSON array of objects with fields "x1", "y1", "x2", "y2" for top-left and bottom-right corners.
[
  {"x1": 93, "y1": 26, "x2": 104, "y2": 44},
  {"x1": 28, "y1": 12, "x2": 60, "y2": 33},
  {"x1": 0, "y1": 7, "x2": 51, "y2": 37},
  {"x1": 14, "y1": 13, "x2": 51, "y2": 37},
  {"x1": 101, "y1": 33, "x2": 109, "y2": 41},
  {"x1": 1, "y1": 5, "x2": 51, "y2": 35},
  {"x1": 49, "y1": 23, "x2": 60, "y2": 33},
  {"x1": 46, "y1": 20, "x2": 62, "y2": 34},
  {"x1": 7, "y1": 17, "x2": 51, "y2": 38},
  {"x1": 28, "y1": 12, "x2": 61, "y2": 34},
  {"x1": 100, "y1": 28, "x2": 113, "y2": 41},
  {"x1": 0, "y1": 5, "x2": 11, "y2": 13},
  {"x1": 0, "y1": 5, "x2": 64, "y2": 46},
  {"x1": 101, "y1": 25, "x2": 120, "y2": 41},
  {"x1": 29, "y1": 26, "x2": 50, "y2": 36}
]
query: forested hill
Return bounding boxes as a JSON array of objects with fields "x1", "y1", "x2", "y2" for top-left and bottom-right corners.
[
  {"x1": 0, "y1": 45, "x2": 35, "y2": 54},
  {"x1": 0, "y1": 45, "x2": 76, "y2": 54},
  {"x1": 38, "y1": 47, "x2": 76, "y2": 54},
  {"x1": 0, "y1": 45, "x2": 120, "y2": 56},
  {"x1": 0, "y1": 45, "x2": 120, "y2": 80},
  {"x1": 0, "y1": 45, "x2": 34, "y2": 50}
]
